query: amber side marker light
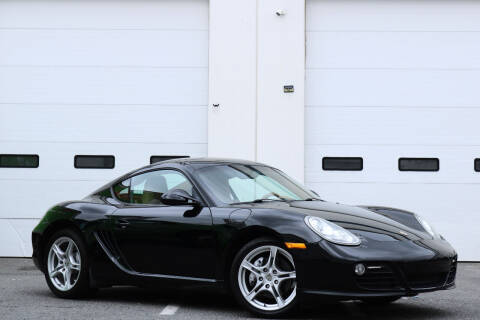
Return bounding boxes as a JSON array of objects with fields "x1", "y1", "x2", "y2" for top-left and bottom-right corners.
[{"x1": 285, "y1": 242, "x2": 307, "y2": 249}]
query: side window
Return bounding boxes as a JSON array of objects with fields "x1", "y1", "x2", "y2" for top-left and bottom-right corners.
[
  {"x1": 113, "y1": 179, "x2": 130, "y2": 202},
  {"x1": 130, "y1": 170, "x2": 194, "y2": 205}
]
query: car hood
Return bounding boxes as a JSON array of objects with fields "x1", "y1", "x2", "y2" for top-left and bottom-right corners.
[{"x1": 242, "y1": 200, "x2": 430, "y2": 241}]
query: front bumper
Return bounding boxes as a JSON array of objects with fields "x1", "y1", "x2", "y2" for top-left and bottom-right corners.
[{"x1": 292, "y1": 239, "x2": 457, "y2": 300}]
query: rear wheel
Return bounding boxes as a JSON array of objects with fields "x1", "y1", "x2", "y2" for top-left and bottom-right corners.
[
  {"x1": 231, "y1": 238, "x2": 298, "y2": 317},
  {"x1": 44, "y1": 229, "x2": 92, "y2": 298}
]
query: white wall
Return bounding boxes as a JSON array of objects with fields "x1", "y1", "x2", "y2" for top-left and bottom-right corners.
[
  {"x1": 208, "y1": 0, "x2": 305, "y2": 182},
  {"x1": 256, "y1": 0, "x2": 305, "y2": 182}
]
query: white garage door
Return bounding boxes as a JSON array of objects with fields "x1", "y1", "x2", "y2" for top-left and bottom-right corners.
[
  {"x1": 305, "y1": 0, "x2": 480, "y2": 261},
  {"x1": 0, "y1": 0, "x2": 208, "y2": 256}
]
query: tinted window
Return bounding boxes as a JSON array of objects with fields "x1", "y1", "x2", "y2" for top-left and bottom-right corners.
[
  {"x1": 399, "y1": 158, "x2": 439, "y2": 172},
  {"x1": 322, "y1": 157, "x2": 363, "y2": 171},
  {"x1": 113, "y1": 179, "x2": 130, "y2": 202},
  {"x1": 0, "y1": 154, "x2": 39, "y2": 168},
  {"x1": 475, "y1": 159, "x2": 480, "y2": 172},
  {"x1": 74, "y1": 155, "x2": 114, "y2": 169},
  {"x1": 150, "y1": 155, "x2": 189, "y2": 164},
  {"x1": 130, "y1": 170, "x2": 193, "y2": 204}
]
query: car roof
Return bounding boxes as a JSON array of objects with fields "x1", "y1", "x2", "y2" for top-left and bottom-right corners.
[{"x1": 149, "y1": 157, "x2": 268, "y2": 168}]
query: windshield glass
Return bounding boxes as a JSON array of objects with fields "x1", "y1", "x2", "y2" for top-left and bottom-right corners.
[{"x1": 195, "y1": 164, "x2": 316, "y2": 205}]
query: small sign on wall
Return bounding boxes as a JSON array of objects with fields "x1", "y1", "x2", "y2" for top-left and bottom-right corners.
[{"x1": 283, "y1": 85, "x2": 294, "y2": 93}]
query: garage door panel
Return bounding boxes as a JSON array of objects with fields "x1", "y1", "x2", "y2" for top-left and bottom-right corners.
[
  {"x1": 306, "y1": 145, "x2": 480, "y2": 184},
  {"x1": 307, "y1": 181, "x2": 480, "y2": 261},
  {"x1": 306, "y1": 106, "x2": 480, "y2": 145},
  {"x1": 307, "y1": 0, "x2": 480, "y2": 31},
  {"x1": 306, "y1": 69, "x2": 480, "y2": 107},
  {"x1": 0, "y1": 220, "x2": 31, "y2": 256},
  {"x1": 307, "y1": 31, "x2": 480, "y2": 69},
  {"x1": 0, "y1": 0, "x2": 208, "y2": 30},
  {"x1": 0, "y1": 180, "x2": 111, "y2": 219},
  {"x1": 0, "y1": 0, "x2": 209, "y2": 256},
  {"x1": 0, "y1": 67, "x2": 208, "y2": 105},
  {"x1": 0, "y1": 141, "x2": 206, "y2": 182},
  {"x1": 0, "y1": 30, "x2": 208, "y2": 67},
  {"x1": 0, "y1": 105, "x2": 207, "y2": 143}
]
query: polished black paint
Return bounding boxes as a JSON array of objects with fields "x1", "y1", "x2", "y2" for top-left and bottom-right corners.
[{"x1": 32, "y1": 158, "x2": 457, "y2": 299}]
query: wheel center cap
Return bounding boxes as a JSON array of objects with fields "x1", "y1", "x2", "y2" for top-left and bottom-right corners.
[{"x1": 266, "y1": 274, "x2": 272, "y2": 281}]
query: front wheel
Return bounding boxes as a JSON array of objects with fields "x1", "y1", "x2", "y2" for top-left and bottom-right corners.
[
  {"x1": 231, "y1": 238, "x2": 298, "y2": 317},
  {"x1": 44, "y1": 229, "x2": 92, "y2": 298}
]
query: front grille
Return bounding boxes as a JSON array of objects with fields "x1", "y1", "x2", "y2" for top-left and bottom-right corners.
[
  {"x1": 402, "y1": 259, "x2": 453, "y2": 290},
  {"x1": 355, "y1": 264, "x2": 403, "y2": 291},
  {"x1": 406, "y1": 273, "x2": 447, "y2": 289}
]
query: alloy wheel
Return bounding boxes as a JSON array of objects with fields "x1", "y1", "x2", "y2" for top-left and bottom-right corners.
[
  {"x1": 47, "y1": 236, "x2": 81, "y2": 291},
  {"x1": 237, "y1": 245, "x2": 296, "y2": 311}
]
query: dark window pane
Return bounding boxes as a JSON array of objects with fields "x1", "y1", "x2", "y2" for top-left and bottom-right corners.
[
  {"x1": 475, "y1": 159, "x2": 480, "y2": 172},
  {"x1": 399, "y1": 158, "x2": 439, "y2": 172},
  {"x1": 113, "y1": 179, "x2": 130, "y2": 202},
  {"x1": 74, "y1": 155, "x2": 114, "y2": 169},
  {"x1": 0, "y1": 154, "x2": 39, "y2": 168},
  {"x1": 322, "y1": 157, "x2": 363, "y2": 171},
  {"x1": 150, "y1": 155, "x2": 189, "y2": 164}
]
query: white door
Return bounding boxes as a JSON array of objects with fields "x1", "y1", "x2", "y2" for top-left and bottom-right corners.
[
  {"x1": 305, "y1": 0, "x2": 480, "y2": 260},
  {"x1": 0, "y1": 0, "x2": 209, "y2": 256}
]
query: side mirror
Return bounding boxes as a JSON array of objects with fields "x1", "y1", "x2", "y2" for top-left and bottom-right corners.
[{"x1": 161, "y1": 189, "x2": 201, "y2": 206}]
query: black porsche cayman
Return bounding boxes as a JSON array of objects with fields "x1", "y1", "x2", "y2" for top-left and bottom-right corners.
[{"x1": 32, "y1": 158, "x2": 457, "y2": 316}]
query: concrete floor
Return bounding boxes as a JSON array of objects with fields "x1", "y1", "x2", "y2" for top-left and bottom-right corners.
[{"x1": 0, "y1": 258, "x2": 478, "y2": 320}]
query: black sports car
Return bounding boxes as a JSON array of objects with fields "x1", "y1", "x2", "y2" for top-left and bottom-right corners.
[{"x1": 32, "y1": 158, "x2": 457, "y2": 317}]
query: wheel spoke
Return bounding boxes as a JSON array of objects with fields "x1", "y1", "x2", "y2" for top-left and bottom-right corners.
[
  {"x1": 270, "y1": 285, "x2": 285, "y2": 308},
  {"x1": 49, "y1": 265, "x2": 62, "y2": 278},
  {"x1": 63, "y1": 268, "x2": 72, "y2": 290},
  {"x1": 52, "y1": 244, "x2": 65, "y2": 260},
  {"x1": 277, "y1": 270, "x2": 296, "y2": 282},
  {"x1": 70, "y1": 262, "x2": 80, "y2": 271},
  {"x1": 66, "y1": 240, "x2": 74, "y2": 256},
  {"x1": 245, "y1": 281, "x2": 264, "y2": 301},
  {"x1": 241, "y1": 260, "x2": 261, "y2": 276},
  {"x1": 267, "y1": 246, "x2": 277, "y2": 268}
]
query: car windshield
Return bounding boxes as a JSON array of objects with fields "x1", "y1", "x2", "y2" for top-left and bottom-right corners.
[{"x1": 195, "y1": 164, "x2": 317, "y2": 205}]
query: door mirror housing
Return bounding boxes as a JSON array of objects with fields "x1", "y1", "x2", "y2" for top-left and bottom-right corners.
[{"x1": 161, "y1": 189, "x2": 201, "y2": 206}]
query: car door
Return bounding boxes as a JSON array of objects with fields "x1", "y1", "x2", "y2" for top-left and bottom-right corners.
[{"x1": 109, "y1": 169, "x2": 216, "y2": 279}]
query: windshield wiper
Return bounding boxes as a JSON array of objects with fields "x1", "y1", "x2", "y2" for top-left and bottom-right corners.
[
  {"x1": 289, "y1": 197, "x2": 322, "y2": 202},
  {"x1": 230, "y1": 198, "x2": 287, "y2": 205}
]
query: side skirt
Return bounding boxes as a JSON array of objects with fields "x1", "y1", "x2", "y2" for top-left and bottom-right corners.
[{"x1": 93, "y1": 232, "x2": 217, "y2": 283}]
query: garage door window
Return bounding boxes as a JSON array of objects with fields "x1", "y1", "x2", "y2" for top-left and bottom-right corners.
[
  {"x1": 322, "y1": 157, "x2": 363, "y2": 171},
  {"x1": 399, "y1": 158, "x2": 439, "y2": 172},
  {"x1": 0, "y1": 154, "x2": 39, "y2": 168},
  {"x1": 150, "y1": 155, "x2": 189, "y2": 164},
  {"x1": 74, "y1": 155, "x2": 115, "y2": 169}
]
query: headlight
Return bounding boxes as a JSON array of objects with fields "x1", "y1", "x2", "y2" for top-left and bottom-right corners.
[
  {"x1": 304, "y1": 216, "x2": 361, "y2": 246},
  {"x1": 415, "y1": 214, "x2": 441, "y2": 239}
]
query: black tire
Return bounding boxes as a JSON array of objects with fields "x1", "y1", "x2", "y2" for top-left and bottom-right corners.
[
  {"x1": 230, "y1": 237, "x2": 298, "y2": 318},
  {"x1": 43, "y1": 228, "x2": 93, "y2": 299},
  {"x1": 361, "y1": 296, "x2": 401, "y2": 305}
]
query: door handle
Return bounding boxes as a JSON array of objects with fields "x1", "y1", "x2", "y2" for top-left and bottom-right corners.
[{"x1": 116, "y1": 219, "x2": 130, "y2": 229}]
